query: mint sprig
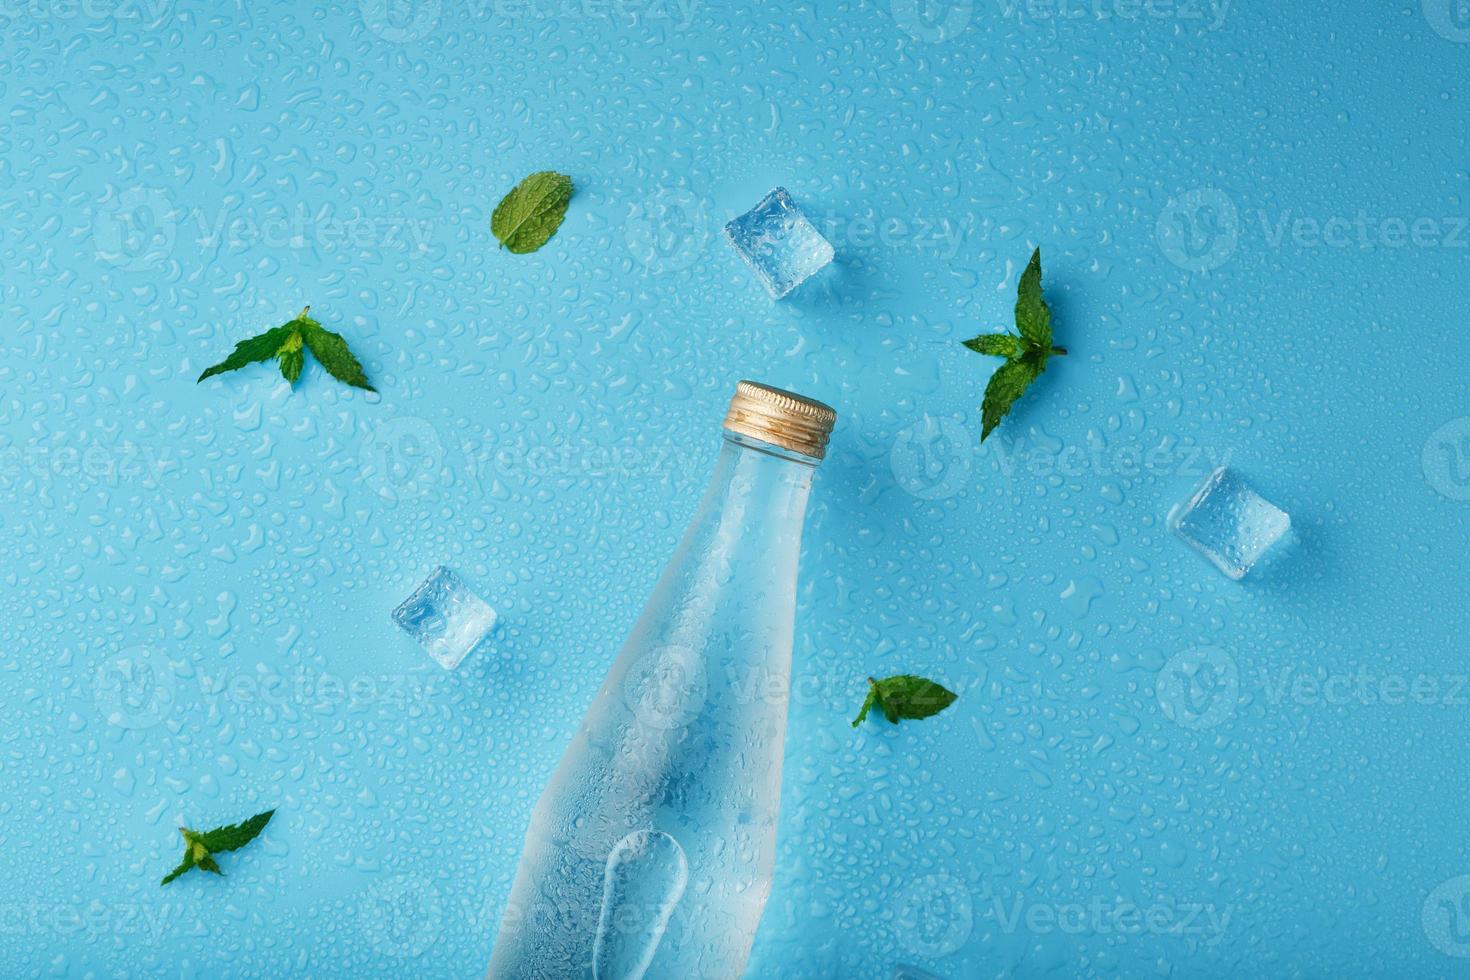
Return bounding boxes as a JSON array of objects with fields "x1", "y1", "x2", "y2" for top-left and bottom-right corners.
[
  {"x1": 962, "y1": 248, "x2": 1067, "y2": 441},
  {"x1": 161, "y1": 808, "x2": 275, "y2": 885},
  {"x1": 852, "y1": 675, "x2": 958, "y2": 728},
  {"x1": 198, "y1": 308, "x2": 375, "y2": 392},
  {"x1": 492, "y1": 171, "x2": 573, "y2": 254}
]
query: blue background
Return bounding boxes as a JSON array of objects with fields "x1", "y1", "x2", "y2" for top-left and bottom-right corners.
[{"x1": 2, "y1": 0, "x2": 1469, "y2": 976}]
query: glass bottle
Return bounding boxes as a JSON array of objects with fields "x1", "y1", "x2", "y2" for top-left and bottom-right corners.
[{"x1": 486, "y1": 381, "x2": 837, "y2": 979}]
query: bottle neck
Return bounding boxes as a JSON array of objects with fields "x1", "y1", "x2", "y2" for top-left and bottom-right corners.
[
  {"x1": 704, "y1": 430, "x2": 817, "y2": 539},
  {"x1": 626, "y1": 429, "x2": 816, "y2": 667},
  {"x1": 641, "y1": 430, "x2": 815, "y2": 645}
]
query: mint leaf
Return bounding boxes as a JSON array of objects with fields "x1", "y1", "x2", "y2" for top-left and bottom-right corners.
[
  {"x1": 301, "y1": 321, "x2": 375, "y2": 392},
  {"x1": 1014, "y1": 247, "x2": 1051, "y2": 348},
  {"x1": 852, "y1": 675, "x2": 957, "y2": 728},
  {"x1": 492, "y1": 171, "x2": 573, "y2": 254},
  {"x1": 197, "y1": 323, "x2": 297, "y2": 383},
  {"x1": 962, "y1": 334, "x2": 1023, "y2": 358},
  {"x1": 161, "y1": 809, "x2": 274, "y2": 886},
  {"x1": 277, "y1": 331, "x2": 305, "y2": 385},
  {"x1": 980, "y1": 355, "x2": 1042, "y2": 442},
  {"x1": 199, "y1": 308, "x2": 374, "y2": 393},
  {"x1": 962, "y1": 248, "x2": 1066, "y2": 442},
  {"x1": 160, "y1": 850, "x2": 196, "y2": 886},
  {"x1": 195, "y1": 808, "x2": 274, "y2": 853}
]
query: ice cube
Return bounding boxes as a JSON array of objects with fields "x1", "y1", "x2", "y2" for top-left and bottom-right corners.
[
  {"x1": 1168, "y1": 466, "x2": 1290, "y2": 580},
  {"x1": 724, "y1": 187, "x2": 834, "y2": 299},
  {"x1": 392, "y1": 565, "x2": 497, "y2": 669}
]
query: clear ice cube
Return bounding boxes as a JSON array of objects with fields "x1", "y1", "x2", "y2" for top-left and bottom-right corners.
[
  {"x1": 1168, "y1": 466, "x2": 1290, "y2": 580},
  {"x1": 724, "y1": 187, "x2": 834, "y2": 299},
  {"x1": 392, "y1": 565, "x2": 497, "y2": 669}
]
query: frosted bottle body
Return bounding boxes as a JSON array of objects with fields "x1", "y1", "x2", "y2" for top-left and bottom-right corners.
[{"x1": 487, "y1": 422, "x2": 825, "y2": 980}]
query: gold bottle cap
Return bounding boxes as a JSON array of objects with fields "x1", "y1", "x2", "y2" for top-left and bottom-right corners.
[{"x1": 723, "y1": 380, "x2": 838, "y2": 460}]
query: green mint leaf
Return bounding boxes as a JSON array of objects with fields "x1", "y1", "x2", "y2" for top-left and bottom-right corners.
[
  {"x1": 196, "y1": 323, "x2": 297, "y2": 383},
  {"x1": 854, "y1": 675, "x2": 958, "y2": 728},
  {"x1": 195, "y1": 808, "x2": 275, "y2": 853},
  {"x1": 301, "y1": 322, "x2": 376, "y2": 392},
  {"x1": 491, "y1": 170, "x2": 573, "y2": 254},
  {"x1": 962, "y1": 334, "x2": 1023, "y2": 359},
  {"x1": 199, "y1": 308, "x2": 374, "y2": 393},
  {"x1": 1014, "y1": 247, "x2": 1051, "y2": 349},
  {"x1": 161, "y1": 809, "x2": 275, "y2": 885},
  {"x1": 980, "y1": 354, "x2": 1043, "y2": 442},
  {"x1": 160, "y1": 850, "x2": 196, "y2": 886},
  {"x1": 961, "y1": 250, "x2": 1066, "y2": 442},
  {"x1": 277, "y1": 330, "x2": 305, "y2": 385},
  {"x1": 879, "y1": 692, "x2": 900, "y2": 723},
  {"x1": 851, "y1": 688, "x2": 879, "y2": 728}
]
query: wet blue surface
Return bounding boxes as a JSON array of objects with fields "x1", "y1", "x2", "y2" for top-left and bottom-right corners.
[{"x1": 1, "y1": 1, "x2": 1468, "y2": 977}]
